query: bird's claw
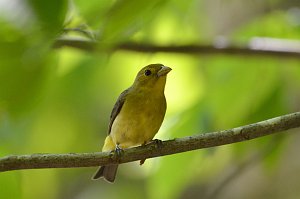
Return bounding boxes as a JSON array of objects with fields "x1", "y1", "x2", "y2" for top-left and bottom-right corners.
[
  {"x1": 115, "y1": 145, "x2": 124, "y2": 157},
  {"x1": 152, "y1": 139, "x2": 163, "y2": 148},
  {"x1": 109, "y1": 145, "x2": 124, "y2": 161},
  {"x1": 139, "y1": 139, "x2": 163, "y2": 166}
]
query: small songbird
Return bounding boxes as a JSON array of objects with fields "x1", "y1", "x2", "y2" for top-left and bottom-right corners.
[{"x1": 92, "y1": 63, "x2": 171, "y2": 183}]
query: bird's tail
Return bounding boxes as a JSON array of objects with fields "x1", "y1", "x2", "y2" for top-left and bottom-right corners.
[{"x1": 92, "y1": 165, "x2": 119, "y2": 183}]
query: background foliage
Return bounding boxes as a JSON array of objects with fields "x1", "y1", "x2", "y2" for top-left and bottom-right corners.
[{"x1": 1, "y1": 0, "x2": 300, "y2": 198}]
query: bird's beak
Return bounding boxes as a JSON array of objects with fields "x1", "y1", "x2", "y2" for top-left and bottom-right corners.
[{"x1": 158, "y1": 66, "x2": 172, "y2": 77}]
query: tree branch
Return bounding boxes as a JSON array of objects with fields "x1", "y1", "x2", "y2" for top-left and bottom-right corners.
[
  {"x1": 53, "y1": 37, "x2": 300, "y2": 58},
  {"x1": 1, "y1": 112, "x2": 300, "y2": 172}
]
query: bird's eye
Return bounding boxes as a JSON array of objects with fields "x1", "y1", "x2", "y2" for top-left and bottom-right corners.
[{"x1": 144, "y1": 69, "x2": 152, "y2": 76}]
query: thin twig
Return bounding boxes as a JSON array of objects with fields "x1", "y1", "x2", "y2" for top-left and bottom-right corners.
[{"x1": 0, "y1": 112, "x2": 299, "y2": 172}]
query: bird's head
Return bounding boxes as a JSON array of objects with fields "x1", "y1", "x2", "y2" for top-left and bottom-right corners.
[{"x1": 132, "y1": 64, "x2": 172, "y2": 91}]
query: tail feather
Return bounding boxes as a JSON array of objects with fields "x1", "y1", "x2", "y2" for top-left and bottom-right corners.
[{"x1": 92, "y1": 165, "x2": 119, "y2": 183}]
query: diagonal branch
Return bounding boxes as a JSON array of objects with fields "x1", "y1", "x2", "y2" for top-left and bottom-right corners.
[{"x1": 0, "y1": 112, "x2": 300, "y2": 172}]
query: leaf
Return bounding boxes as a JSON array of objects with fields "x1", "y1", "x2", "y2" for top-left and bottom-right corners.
[
  {"x1": 73, "y1": 0, "x2": 113, "y2": 27},
  {"x1": 28, "y1": 0, "x2": 67, "y2": 35},
  {"x1": 99, "y1": 0, "x2": 167, "y2": 43},
  {"x1": 0, "y1": 21, "x2": 54, "y2": 117}
]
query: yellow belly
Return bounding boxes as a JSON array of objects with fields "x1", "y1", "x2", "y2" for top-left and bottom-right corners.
[{"x1": 103, "y1": 92, "x2": 166, "y2": 151}]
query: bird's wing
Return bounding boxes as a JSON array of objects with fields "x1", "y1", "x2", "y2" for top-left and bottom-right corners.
[{"x1": 108, "y1": 88, "x2": 130, "y2": 134}]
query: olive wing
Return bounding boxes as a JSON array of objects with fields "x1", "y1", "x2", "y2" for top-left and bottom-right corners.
[{"x1": 108, "y1": 88, "x2": 130, "y2": 134}]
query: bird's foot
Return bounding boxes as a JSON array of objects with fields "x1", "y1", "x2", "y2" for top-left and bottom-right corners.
[
  {"x1": 151, "y1": 139, "x2": 163, "y2": 148},
  {"x1": 139, "y1": 139, "x2": 163, "y2": 165},
  {"x1": 109, "y1": 144, "x2": 124, "y2": 162},
  {"x1": 142, "y1": 139, "x2": 163, "y2": 147},
  {"x1": 115, "y1": 145, "x2": 124, "y2": 157}
]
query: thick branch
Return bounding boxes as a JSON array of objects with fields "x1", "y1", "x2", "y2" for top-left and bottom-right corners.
[
  {"x1": 1, "y1": 112, "x2": 300, "y2": 172},
  {"x1": 53, "y1": 38, "x2": 300, "y2": 58}
]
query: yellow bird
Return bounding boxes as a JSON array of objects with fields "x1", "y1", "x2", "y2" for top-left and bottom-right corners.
[{"x1": 92, "y1": 63, "x2": 171, "y2": 183}]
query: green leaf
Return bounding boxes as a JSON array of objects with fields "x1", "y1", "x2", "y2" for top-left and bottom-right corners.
[
  {"x1": 73, "y1": 0, "x2": 113, "y2": 27},
  {"x1": 0, "y1": 21, "x2": 54, "y2": 116},
  {"x1": 99, "y1": 0, "x2": 167, "y2": 43},
  {"x1": 28, "y1": 0, "x2": 67, "y2": 35}
]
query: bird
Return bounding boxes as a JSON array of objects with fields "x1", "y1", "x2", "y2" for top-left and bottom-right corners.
[{"x1": 92, "y1": 63, "x2": 171, "y2": 183}]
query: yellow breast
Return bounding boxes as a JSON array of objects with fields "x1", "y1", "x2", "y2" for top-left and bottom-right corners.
[{"x1": 110, "y1": 90, "x2": 166, "y2": 149}]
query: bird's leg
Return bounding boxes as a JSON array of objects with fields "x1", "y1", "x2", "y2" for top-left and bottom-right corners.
[
  {"x1": 151, "y1": 139, "x2": 163, "y2": 147},
  {"x1": 109, "y1": 144, "x2": 124, "y2": 162},
  {"x1": 139, "y1": 139, "x2": 163, "y2": 165},
  {"x1": 115, "y1": 144, "x2": 124, "y2": 157},
  {"x1": 140, "y1": 141, "x2": 147, "y2": 165}
]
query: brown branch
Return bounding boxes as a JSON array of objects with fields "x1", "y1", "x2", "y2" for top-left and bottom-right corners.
[
  {"x1": 0, "y1": 112, "x2": 300, "y2": 172},
  {"x1": 53, "y1": 38, "x2": 300, "y2": 58}
]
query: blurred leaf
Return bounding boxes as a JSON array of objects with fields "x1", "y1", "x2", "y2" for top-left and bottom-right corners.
[
  {"x1": 0, "y1": 20, "x2": 55, "y2": 117},
  {"x1": 99, "y1": 0, "x2": 167, "y2": 43},
  {"x1": 129, "y1": 0, "x2": 200, "y2": 44},
  {"x1": 73, "y1": 0, "x2": 114, "y2": 27},
  {"x1": 233, "y1": 10, "x2": 300, "y2": 43},
  {"x1": 28, "y1": 0, "x2": 67, "y2": 35}
]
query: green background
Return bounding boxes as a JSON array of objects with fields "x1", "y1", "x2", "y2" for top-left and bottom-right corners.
[{"x1": 1, "y1": 0, "x2": 300, "y2": 198}]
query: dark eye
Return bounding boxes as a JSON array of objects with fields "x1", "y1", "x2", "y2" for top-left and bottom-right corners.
[{"x1": 144, "y1": 69, "x2": 152, "y2": 76}]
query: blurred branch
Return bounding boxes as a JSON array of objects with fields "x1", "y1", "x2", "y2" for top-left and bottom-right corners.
[
  {"x1": 53, "y1": 37, "x2": 300, "y2": 58},
  {"x1": 1, "y1": 112, "x2": 300, "y2": 172}
]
